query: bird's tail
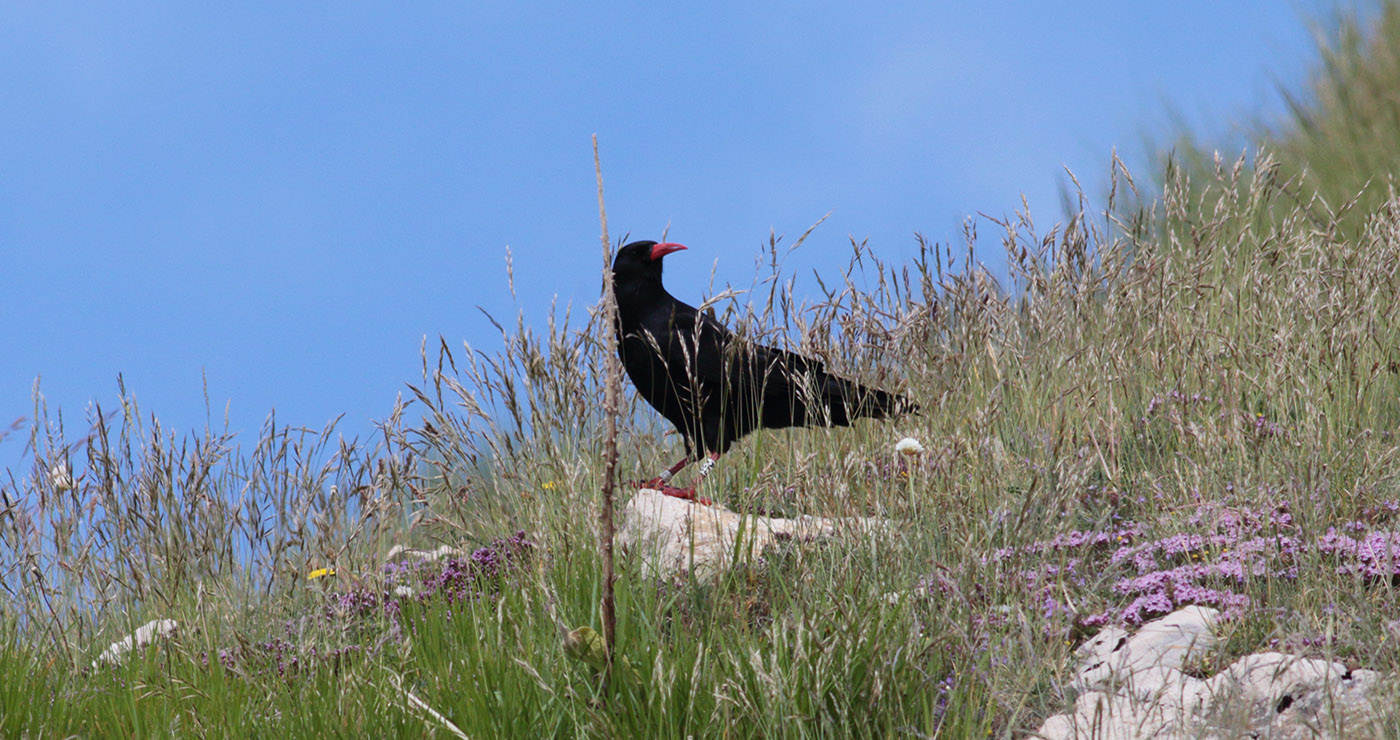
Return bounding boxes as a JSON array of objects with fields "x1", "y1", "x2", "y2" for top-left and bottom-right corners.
[{"x1": 825, "y1": 376, "x2": 919, "y2": 425}]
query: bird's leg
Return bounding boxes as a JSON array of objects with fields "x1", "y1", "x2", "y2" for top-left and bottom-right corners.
[
  {"x1": 630, "y1": 457, "x2": 705, "y2": 503},
  {"x1": 695, "y1": 450, "x2": 721, "y2": 482},
  {"x1": 667, "y1": 451, "x2": 721, "y2": 505},
  {"x1": 635, "y1": 457, "x2": 690, "y2": 490},
  {"x1": 632, "y1": 452, "x2": 718, "y2": 506}
]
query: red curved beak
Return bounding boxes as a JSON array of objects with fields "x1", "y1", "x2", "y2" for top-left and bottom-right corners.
[{"x1": 650, "y1": 242, "x2": 687, "y2": 261}]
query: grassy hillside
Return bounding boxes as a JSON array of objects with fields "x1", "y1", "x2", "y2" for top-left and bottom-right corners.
[
  {"x1": 1170, "y1": 2, "x2": 1400, "y2": 234},
  {"x1": 6, "y1": 4, "x2": 1400, "y2": 738}
]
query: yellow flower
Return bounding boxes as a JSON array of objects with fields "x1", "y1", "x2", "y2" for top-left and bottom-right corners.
[
  {"x1": 307, "y1": 568, "x2": 336, "y2": 580},
  {"x1": 542, "y1": 480, "x2": 559, "y2": 491}
]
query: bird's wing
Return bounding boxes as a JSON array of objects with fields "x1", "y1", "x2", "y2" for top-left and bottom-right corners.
[
  {"x1": 655, "y1": 299, "x2": 910, "y2": 428},
  {"x1": 665, "y1": 303, "x2": 821, "y2": 401}
]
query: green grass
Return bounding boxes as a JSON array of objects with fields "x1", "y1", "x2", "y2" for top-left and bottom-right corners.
[
  {"x1": 1166, "y1": 1, "x2": 1400, "y2": 238},
  {"x1": 8, "y1": 3, "x2": 1400, "y2": 737}
]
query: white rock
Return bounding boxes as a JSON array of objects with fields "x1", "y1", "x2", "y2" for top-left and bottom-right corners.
[
  {"x1": 1038, "y1": 689, "x2": 1190, "y2": 740},
  {"x1": 386, "y1": 544, "x2": 465, "y2": 562},
  {"x1": 1036, "y1": 607, "x2": 1394, "y2": 740},
  {"x1": 619, "y1": 489, "x2": 889, "y2": 580},
  {"x1": 1197, "y1": 652, "x2": 1387, "y2": 739},
  {"x1": 1072, "y1": 606, "x2": 1219, "y2": 701},
  {"x1": 92, "y1": 618, "x2": 179, "y2": 669}
]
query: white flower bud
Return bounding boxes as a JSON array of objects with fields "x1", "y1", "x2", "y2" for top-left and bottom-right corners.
[{"x1": 895, "y1": 437, "x2": 924, "y2": 456}]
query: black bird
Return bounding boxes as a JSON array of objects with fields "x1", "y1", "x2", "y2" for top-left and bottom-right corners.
[{"x1": 612, "y1": 239, "x2": 916, "y2": 503}]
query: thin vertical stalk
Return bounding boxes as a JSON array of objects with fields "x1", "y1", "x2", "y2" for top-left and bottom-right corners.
[{"x1": 592, "y1": 134, "x2": 619, "y2": 686}]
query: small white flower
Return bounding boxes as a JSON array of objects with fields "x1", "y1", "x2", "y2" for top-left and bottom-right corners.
[
  {"x1": 895, "y1": 437, "x2": 924, "y2": 456},
  {"x1": 49, "y1": 463, "x2": 73, "y2": 491}
]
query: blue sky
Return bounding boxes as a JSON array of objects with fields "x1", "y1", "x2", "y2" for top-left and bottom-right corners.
[{"x1": 2, "y1": 2, "x2": 1340, "y2": 460}]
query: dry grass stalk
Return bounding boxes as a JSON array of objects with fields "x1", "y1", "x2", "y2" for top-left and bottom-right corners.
[{"x1": 592, "y1": 134, "x2": 620, "y2": 684}]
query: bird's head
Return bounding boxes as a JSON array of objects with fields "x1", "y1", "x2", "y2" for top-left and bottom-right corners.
[{"x1": 612, "y1": 240, "x2": 687, "y2": 294}]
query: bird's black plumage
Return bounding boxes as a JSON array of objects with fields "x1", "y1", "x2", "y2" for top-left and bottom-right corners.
[{"x1": 612, "y1": 239, "x2": 914, "y2": 490}]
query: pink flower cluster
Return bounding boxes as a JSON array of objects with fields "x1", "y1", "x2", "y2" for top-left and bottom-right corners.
[{"x1": 967, "y1": 497, "x2": 1400, "y2": 632}]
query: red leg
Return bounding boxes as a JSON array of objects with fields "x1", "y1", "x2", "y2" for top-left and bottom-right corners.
[
  {"x1": 634, "y1": 457, "x2": 690, "y2": 489},
  {"x1": 649, "y1": 484, "x2": 713, "y2": 506},
  {"x1": 630, "y1": 453, "x2": 718, "y2": 506},
  {"x1": 667, "y1": 451, "x2": 721, "y2": 505},
  {"x1": 696, "y1": 450, "x2": 721, "y2": 481}
]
